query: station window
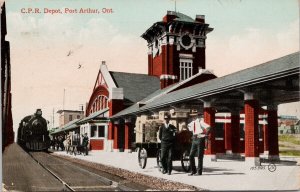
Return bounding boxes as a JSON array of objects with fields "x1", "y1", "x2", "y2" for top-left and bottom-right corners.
[
  {"x1": 98, "y1": 126, "x2": 105, "y2": 137},
  {"x1": 240, "y1": 124, "x2": 245, "y2": 139},
  {"x1": 69, "y1": 115, "x2": 72, "y2": 121},
  {"x1": 77, "y1": 115, "x2": 80, "y2": 119},
  {"x1": 91, "y1": 125, "x2": 97, "y2": 138},
  {"x1": 215, "y1": 123, "x2": 224, "y2": 138},
  {"x1": 258, "y1": 124, "x2": 263, "y2": 139}
]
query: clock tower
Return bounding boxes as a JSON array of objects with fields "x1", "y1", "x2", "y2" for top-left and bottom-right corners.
[{"x1": 141, "y1": 11, "x2": 213, "y2": 89}]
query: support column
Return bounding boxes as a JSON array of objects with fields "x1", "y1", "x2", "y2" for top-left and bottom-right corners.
[
  {"x1": 224, "y1": 117, "x2": 232, "y2": 154},
  {"x1": 108, "y1": 88, "x2": 124, "y2": 152},
  {"x1": 113, "y1": 120, "x2": 120, "y2": 152},
  {"x1": 244, "y1": 92, "x2": 260, "y2": 165},
  {"x1": 263, "y1": 113, "x2": 269, "y2": 155},
  {"x1": 106, "y1": 122, "x2": 114, "y2": 152},
  {"x1": 231, "y1": 110, "x2": 240, "y2": 156},
  {"x1": 267, "y1": 105, "x2": 279, "y2": 160},
  {"x1": 204, "y1": 101, "x2": 216, "y2": 161},
  {"x1": 124, "y1": 118, "x2": 134, "y2": 153}
]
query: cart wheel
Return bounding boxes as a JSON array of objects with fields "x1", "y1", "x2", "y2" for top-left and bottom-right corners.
[
  {"x1": 138, "y1": 148, "x2": 147, "y2": 169},
  {"x1": 181, "y1": 150, "x2": 190, "y2": 172},
  {"x1": 156, "y1": 149, "x2": 162, "y2": 171}
]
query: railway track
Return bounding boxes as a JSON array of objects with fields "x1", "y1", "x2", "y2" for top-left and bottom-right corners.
[{"x1": 28, "y1": 151, "x2": 150, "y2": 191}]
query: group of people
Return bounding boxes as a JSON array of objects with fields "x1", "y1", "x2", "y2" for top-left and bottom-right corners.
[
  {"x1": 51, "y1": 133, "x2": 89, "y2": 155},
  {"x1": 158, "y1": 112, "x2": 211, "y2": 176}
]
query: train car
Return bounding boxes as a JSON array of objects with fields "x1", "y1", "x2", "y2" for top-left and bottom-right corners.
[{"x1": 17, "y1": 109, "x2": 50, "y2": 151}]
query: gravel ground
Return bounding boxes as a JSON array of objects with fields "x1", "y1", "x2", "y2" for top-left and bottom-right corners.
[{"x1": 52, "y1": 153, "x2": 204, "y2": 191}]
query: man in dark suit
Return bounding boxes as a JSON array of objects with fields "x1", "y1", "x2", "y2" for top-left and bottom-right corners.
[{"x1": 159, "y1": 113, "x2": 177, "y2": 175}]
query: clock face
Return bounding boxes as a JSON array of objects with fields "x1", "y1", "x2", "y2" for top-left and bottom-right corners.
[
  {"x1": 181, "y1": 35, "x2": 192, "y2": 47},
  {"x1": 180, "y1": 33, "x2": 193, "y2": 50}
]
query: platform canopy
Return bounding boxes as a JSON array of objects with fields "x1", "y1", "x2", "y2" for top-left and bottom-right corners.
[{"x1": 112, "y1": 52, "x2": 300, "y2": 118}]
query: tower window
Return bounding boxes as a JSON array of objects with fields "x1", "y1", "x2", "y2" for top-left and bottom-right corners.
[{"x1": 179, "y1": 58, "x2": 193, "y2": 81}]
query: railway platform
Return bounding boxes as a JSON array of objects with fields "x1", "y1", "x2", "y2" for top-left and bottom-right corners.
[
  {"x1": 2, "y1": 143, "x2": 65, "y2": 191},
  {"x1": 54, "y1": 150, "x2": 300, "y2": 191}
]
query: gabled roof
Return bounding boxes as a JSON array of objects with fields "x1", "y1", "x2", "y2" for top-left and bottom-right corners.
[
  {"x1": 109, "y1": 71, "x2": 160, "y2": 104},
  {"x1": 112, "y1": 52, "x2": 299, "y2": 118}
]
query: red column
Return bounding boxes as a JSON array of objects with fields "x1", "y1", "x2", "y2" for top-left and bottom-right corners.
[
  {"x1": 124, "y1": 118, "x2": 133, "y2": 152},
  {"x1": 267, "y1": 106, "x2": 279, "y2": 160},
  {"x1": 148, "y1": 49, "x2": 153, "y2": 75},
  {"x1": 113, "y1": 121, "x2": 119, "y2": 151},
  {"x1": 244, "y1": 99, "x2": 259, "y2": 158},
  {"x1": 204, "y1": 103, "x2": 216, "y2": 159},
  {"x1": 263, "y1": 123, "x2": 268, "y2": 154},
  {"x1": 108, "y1": 98, "x2": 123, "y2": 152},
  {"x1": 108, "y1": 122, "x2": 114, "y2": 140},
  {"x1": 224, "y1": 121, "x2": 232, "y2": 154},
  {"x1": 231, "y1": 113, "x2": 240, "y2": 154}
]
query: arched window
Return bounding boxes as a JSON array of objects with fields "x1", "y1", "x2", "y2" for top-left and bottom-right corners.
[{"x1": 91, "y1": 95, "x2": 108, "y2": 113}]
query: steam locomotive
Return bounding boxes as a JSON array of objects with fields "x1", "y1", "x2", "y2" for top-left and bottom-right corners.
[{"x1": 17, "y1": 109, "x2": 50, "y2": 151}]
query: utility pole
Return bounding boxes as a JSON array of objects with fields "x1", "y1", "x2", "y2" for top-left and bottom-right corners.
[
  {"x1": 63, "y1": 88, "x2": 65, "y2": 110},
  {"x1": 52, "y1": 108, "x2": 55, "y2": 127}
]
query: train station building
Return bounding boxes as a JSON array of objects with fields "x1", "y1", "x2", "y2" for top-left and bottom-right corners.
[{"x1": 51, "y1": 11, "x2": 300, "y2": 164}]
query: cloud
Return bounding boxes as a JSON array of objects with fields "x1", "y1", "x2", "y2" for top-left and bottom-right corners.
[
  {"x1": 207, "y1": 19, "x2": 299, "y2": 77},
  {"x1": 7, "y1": 11, "x2": 149, "y2": 131}
]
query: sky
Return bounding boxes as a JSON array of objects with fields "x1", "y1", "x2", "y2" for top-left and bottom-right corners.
[{"x1": 5, "y1": 0, "x2": 300, "y2": 133}]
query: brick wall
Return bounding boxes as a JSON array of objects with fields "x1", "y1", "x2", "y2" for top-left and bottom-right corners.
[
  {"x1": 244, "y1": 100, "x2": 259, "y2": 157},
  {"x1": 90, "y1": 139, "x2": 104, "y2": 150}
]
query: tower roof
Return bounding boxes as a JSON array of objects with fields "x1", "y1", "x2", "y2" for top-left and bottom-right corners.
[
  {"x1": 165, "y1": 11, "x2": 195, "y2": 23},
  {"x1": 141, "y1": 11, "x2": 213, "y2": 43}
]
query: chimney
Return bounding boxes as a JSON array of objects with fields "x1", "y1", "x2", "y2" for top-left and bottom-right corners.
[
  {"x1": 101, "y1": 60, "x2": 106, "y2": 65},
  {"x1": 195, "y1": 15, "x2": 205, "y2": 23},
  {"x1": 163, "y1": 11, "x2": 177, "y2": 23}
]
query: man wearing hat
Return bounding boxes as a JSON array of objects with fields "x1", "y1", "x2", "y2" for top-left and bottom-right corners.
[
  {"x1": 81, "y1": 133, "x2": 89, "y2": 155},
  {"x1": 188, "y1": 112, "x2": 211, "y2": 176},
  {"x1": 159, "y1": 113, "x2": 177, "y2": 175}
]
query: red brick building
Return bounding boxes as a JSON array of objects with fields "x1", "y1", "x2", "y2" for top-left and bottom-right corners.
[
  {"x1": 77, "y1": 11, "x2": 217, "y2": 152},
  {"x1": 51, "y1": 11, "x2": 299, "y2": 165}
]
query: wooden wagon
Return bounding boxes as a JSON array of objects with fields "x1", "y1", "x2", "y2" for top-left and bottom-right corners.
[{"x1": 135, "y1": 119, "x2": 192, "y2": 172}]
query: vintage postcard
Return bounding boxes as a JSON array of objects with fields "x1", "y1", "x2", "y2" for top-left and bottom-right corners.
[{"x1": 1, "y1": 0, "x2": 299, "y2": 191}]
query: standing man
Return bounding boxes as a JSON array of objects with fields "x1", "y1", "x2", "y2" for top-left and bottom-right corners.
[
  {"x1": 159, "y1": 113, "x2": 177, "y2": 175},
  {"x1": 82, "y1": 133, "x2": 89, "y2": 155},
  {"x1": 188, "y1": 113, "x2": 211, "y2": 176}
]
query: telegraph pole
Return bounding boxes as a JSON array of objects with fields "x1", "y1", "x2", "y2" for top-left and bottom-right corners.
[
  {"x1": 63, "y1": 88, "x2": 65, "y2": 110},
  {"x1": 52, "y1": 108, "x2": 55, "y2": 127}
]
